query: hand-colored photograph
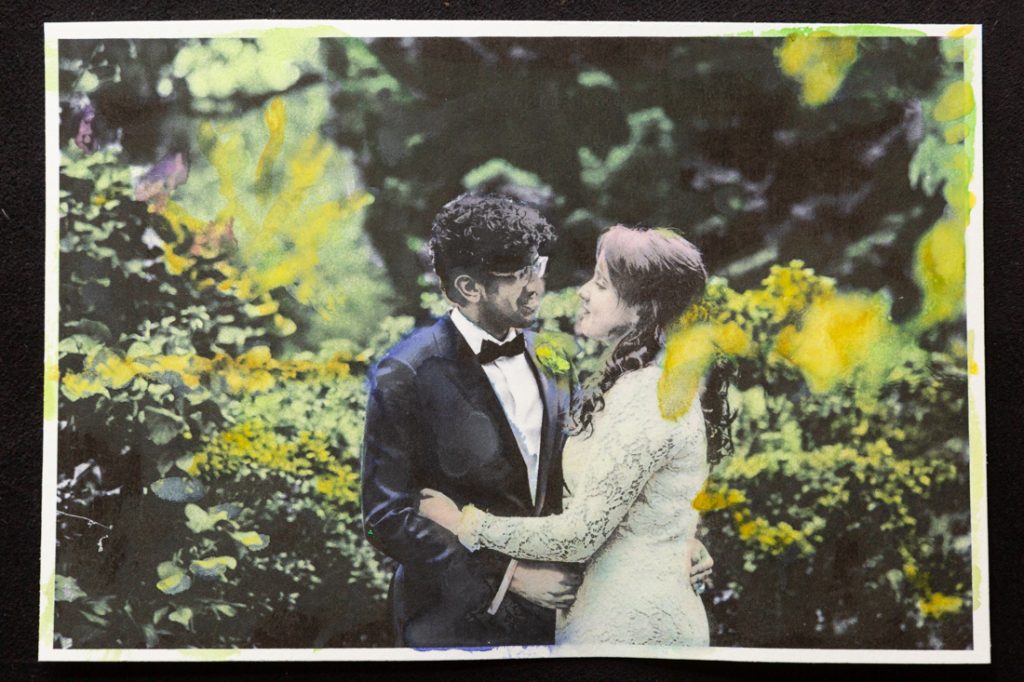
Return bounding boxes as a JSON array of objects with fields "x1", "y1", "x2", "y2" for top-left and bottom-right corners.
[{"x1": 40, "y1": 21, "x2": 988, "y2": 663}]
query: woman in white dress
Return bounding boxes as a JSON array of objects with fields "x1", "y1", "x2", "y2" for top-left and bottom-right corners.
[{"x1": 419, "y1": 224, "x2": 729, "y2": 646}]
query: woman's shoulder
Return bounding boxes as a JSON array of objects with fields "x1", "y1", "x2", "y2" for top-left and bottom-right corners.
[
  {"x1": 605, "y1": 364, "x2": 703, "y2": 425},
  {"x1": 602, "y1": 364, "x2": 664, "y2": 413},
  {"x1": 593, "y1": 365, "x2": 704, "y2": 457}
]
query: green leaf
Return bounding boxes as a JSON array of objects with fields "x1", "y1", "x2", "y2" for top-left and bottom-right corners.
[
  {"x1": 189, "y1": 556, "x2": 238, "y2": 578},
  {"x1": 216, "y1": 326, "x2": 253, "y2": 347},
  {"x1": 148, "y1": 383, "x2": 172, "y2": 399},
  {"x1": 80, "y1": 609, "x2": 109, "y2": 626},
  {"x1": 150, "y1": 477, "x2": 205, "y2": 503},
  {"x1": 157, "y1": 561, "x2": 184, "y2": 579},
  {"x1": 64, "y1": 317, "x2": 113, "y2": 342},
  {"x1": 175, "y1": 453, "x2": 201, "y2": 475},
  {"x1": 168, "y1": 606, "x2": 193, "y2": 629},
  {"x1": 79, "y1": 70, "x2": 100, "y2": 93},
  {"x1": 89, "y1": 596, "x2": 114, "y2": 616},
  {"x1": 58, "y1": 334, "x2": 102, "y2": 357},
  {"x1": 55, "y1": 574, "x2": 87, "y2": 602},
  {"x1": 127, "y1": 339, "x2": 164, "y2": 357},
  {"x1": 156, "y1": 572, "x2": 192, "y2": 595},
  {"x1": 210, "y1": 603, "x2": 237, "y2": 618},
  {"x1": 143, "y1": 406, "x2": 187, "y2": 445},
  {"x1": 209, "y1": 502, "x2": 243, "y2": 520},
  {"x1": 185, "y1": 503, "x2": 230, "y2": 534},
  {"x1": 142, "y1": 623, "x2": 160, "y2": 648},
  {"x1": 229, "y1": 530, "x2": 270, "y2": 550}
]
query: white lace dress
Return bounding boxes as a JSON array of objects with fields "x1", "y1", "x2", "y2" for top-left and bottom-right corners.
[{"x1": 458, "y1": 365, "x2": 710, "y2": 646}]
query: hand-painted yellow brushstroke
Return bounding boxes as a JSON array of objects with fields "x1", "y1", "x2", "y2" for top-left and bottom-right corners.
[
  {"x1": 774, "y1": 292, "x2": 897, "y2": 394},
  {"x1": 777, "y1": 33, "x2": 858, "y2": 106},
  {"x1": 917, "y1": 592, "x2": 964, "y2": 618},
  {"x1": 254, "y1": 97, "x2": 286, "y2": 197},
  {"x1": 933, "y1": 81, "x2": 976, "y2": 122},
  {"x1": 967, "y1": 330, "x2": 979, "y2": 375},
  {"x1": 658, "y1": 325, "x2": 717, "y2": 421},
  {"x1": 912, "y1": 218, "x2": 966, "y2": 329}
]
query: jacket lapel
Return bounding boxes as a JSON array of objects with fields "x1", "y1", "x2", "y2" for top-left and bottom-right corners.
[
  {"x1": 436, "y1": 316, "x2": 533, "y2": 505},
  {"x1": 524, "y1": 332, "x2": 561, "y2": 516}
]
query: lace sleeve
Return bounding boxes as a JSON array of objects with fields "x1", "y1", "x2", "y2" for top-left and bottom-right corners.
[{"x1": 458, "y1": 368, "x2": 703, "y2": 563}]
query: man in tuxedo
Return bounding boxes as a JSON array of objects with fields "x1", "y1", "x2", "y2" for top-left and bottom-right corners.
[{"x1": 361, "y1": 193, "x2": 711, "y2": 647}]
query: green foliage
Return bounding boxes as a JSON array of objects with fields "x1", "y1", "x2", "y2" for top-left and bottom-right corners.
[
  {"x1": 172, "y1": 91, "x2": 396, "y2": 347},
  {"x1": 317, "y1": 36, "x2": 949, "y2": 313},
  {"x1": 172, "y1": 35, "x2": 326, "y2": 113},
  {"x1": 55, "y1": 147, "x2": 394, "y2": 649},
  {"x1": 54, "y1": 34, "x2": 974, "y2": 652}
]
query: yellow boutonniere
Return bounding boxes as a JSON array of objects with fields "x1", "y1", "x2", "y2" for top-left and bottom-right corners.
[{"x1": 533, "y1": 331, "x2": 576, "y2": 378}]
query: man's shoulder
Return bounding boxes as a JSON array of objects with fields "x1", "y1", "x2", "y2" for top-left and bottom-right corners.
[{"x1": 378, "y1": 316, "x2": 455, "y2": 370}]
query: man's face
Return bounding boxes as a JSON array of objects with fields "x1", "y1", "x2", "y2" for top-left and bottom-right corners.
[{"x1": 477, "y1": 250, "x2": 547, "y2": 333}]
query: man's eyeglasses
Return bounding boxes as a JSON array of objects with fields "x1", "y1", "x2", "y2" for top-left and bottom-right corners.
[{"x1": 488, "y1": 256, "x2": 548, "y2": 283}]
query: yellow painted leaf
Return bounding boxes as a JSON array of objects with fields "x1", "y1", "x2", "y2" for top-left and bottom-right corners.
[
  {"x1": 944, "y1": 122, "x2": 969, "y2": 144},
  {"x1": 93, "y1": 352, "x2": 141, "y2": 388},
  {"x1": 255, "y1": 97, "x2": 286, "y2": 195},
  {"x1": 61, "y1": 372, "x2": 108, "y2": 401},
  {"x1": 156, "y1": 572, "x2": 192, "y2": 595},
  {"x1": 776, "y1": 34, "x2": 858, "y2": 107},
  {"x1": 155, "y1": 355, "x2": 190, "y2": 373},
  {"x1": 274, "y1": 314, "x2": 297, "y2": 336},
  {"x1": 918, "y1": 592, "x2": 964, "y2": 618},
  {"x1": 933, "y1": 81, "x2": 975, "y2": 122},
  {"x1": 189, "y1": 556, "x2": 237, "y2": 578},
  {"x1": 244, "y1": 370, "x2": 276, "y2": 392},
  {"x1": 229, "y1": 530, "x2": 270, "y2": 550},
  {"x1": 162, "y1": 244, "x2": 194, "y2": 276},
  {"x1": 244, "y1": 299, "x2": 279, "y2": 317},
  {"x1": 913, "y1": 218, "x2": 966, "y2": 328},
  {"x1": 238, "y1": 346, "x2": 272, "y2": 367}
]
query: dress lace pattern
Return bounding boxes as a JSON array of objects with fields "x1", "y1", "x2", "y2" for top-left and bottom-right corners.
[{"x1": 459, "y1": 365, "x2": 710, "y2": 646}]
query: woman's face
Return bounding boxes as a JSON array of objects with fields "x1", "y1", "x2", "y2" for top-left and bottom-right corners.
[{"x1": 575, "y1": 253, "x2": 639, "y2": 340}]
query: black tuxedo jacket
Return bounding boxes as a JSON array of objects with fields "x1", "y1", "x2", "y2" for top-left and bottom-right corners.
[{"x1": 361, "y1": 314, "x2": 571, "y2": 647}]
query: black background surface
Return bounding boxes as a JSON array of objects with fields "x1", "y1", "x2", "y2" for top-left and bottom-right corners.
[{"x1": 1, "y1": 1, "x2": 1021, "y2": 680}]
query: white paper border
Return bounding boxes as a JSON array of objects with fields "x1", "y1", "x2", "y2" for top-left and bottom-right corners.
[{"x1": 40, "y1": 20, "x2": 989, "y2": 664}]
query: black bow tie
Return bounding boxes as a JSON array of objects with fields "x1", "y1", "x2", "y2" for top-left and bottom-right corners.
[{"x1": 477, "y1": 334, "x2": 526, "y2": 364}]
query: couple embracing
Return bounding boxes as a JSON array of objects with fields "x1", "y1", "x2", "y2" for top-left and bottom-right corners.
[{"x1": 361, "y1": 193, "x2": 723, "y2": 648}]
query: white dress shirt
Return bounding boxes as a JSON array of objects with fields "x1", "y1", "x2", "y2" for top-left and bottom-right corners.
[{"x1": 450, "y1": 308, "x2": 544, "y2": 504}]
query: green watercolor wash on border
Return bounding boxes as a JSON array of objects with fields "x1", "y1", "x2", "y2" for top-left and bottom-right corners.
[
  {"x1": 38, "y1": 571, "x2": 55, "y2": 651},
  {"x1": 40, "y1": 20, "x2": 985, "y2": 652},
  {"x1": 972, "y1": 563, "x2": 983, "y2": 611},
  {"x1": 731, "y1": 24, "x2": 930, "y2": 38},
  {"x1": 959, "y1": 29, "x2": 983, "y2": 614},
  {"x1": 216, "y1": 24, "x2": 350, "y2": 40},
  {"x1": 964, "y1": 5, "x2": 984, "y2": 603},
  {"x1": 44, "y1": 364, "x2": 58, "y2": 420},
  {"x1": 968, "y1": 371, "x2": 985, "y2": 612},
  {"x1": 44, "y1": 40, "x2": 59, "y2": 92}
]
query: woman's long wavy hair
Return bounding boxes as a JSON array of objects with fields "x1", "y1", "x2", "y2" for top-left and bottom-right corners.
[{"x1": 571, "y1": 225, "x2": 734, "y2": 466}]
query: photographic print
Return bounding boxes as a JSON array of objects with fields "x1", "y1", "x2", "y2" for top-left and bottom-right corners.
[{"x1": 40, "y1": 20, "x2": 988, "y2": 663}]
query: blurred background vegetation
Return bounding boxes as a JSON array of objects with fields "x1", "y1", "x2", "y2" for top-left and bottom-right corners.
[{"x1": 53, "y1": 31, "x2": 975, "y2": 649}]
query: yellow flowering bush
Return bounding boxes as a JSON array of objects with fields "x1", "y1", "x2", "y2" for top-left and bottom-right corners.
[{"x1": 693, "y1": 301, "x2": 971, "y2": 647}]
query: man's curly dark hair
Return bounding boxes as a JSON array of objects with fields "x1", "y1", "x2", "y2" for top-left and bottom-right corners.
[{"x1": 429, "y1": 193, "x2": 557, "y2": 304}]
